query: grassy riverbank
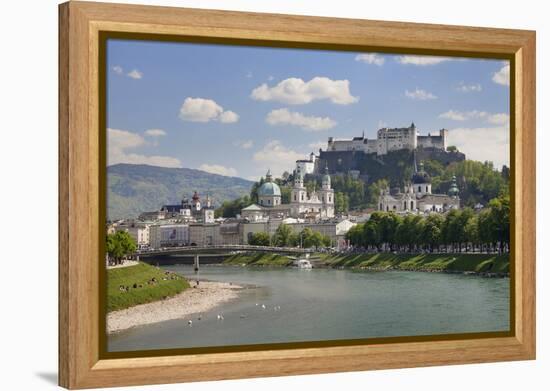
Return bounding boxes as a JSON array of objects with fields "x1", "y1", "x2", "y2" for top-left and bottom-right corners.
[
  {"x1": 223, "y1": 252, "x2": 509, "y2": 274},
  {"x1": 107, "y1": 262, "x2": 190, "y2": 312},
  {"x1": 318, "y1": 253, "x2": 509, "y2": 273},
  {"x1": 223, "y1": 253, "x2": 293, "y2": 266}
]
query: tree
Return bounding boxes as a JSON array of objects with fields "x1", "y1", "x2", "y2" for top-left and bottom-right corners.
[
  {"x1": 465, "y1": 215, "x2": 480, "y2": 252},
  {"x1": 367, "y1": 179, "x2": 389, "y2": 206},
  {"x1": 446, "y1": 145, "x2": 458, "y2": 152},
  {"x1": 377, "y1": 212, "x2": 402, "y2": 250},
  {"x1": 215, "y1": 196, "x2": 252, "y2": 218},
  {"x1": 249, "y1": 232, "x2": 270, "y2": 246},
  {"x1": 488, "y1": 194, "x2": 510, "y2": 253},
  {"x1": 422, "y1": 213, "x2": 444, "y2": 252},
  {"x1": 346, "y1": 223, "x2": 364, "y2": 247},
  {"x1": 363, "y1": 219, "x2": 381, "y2": 250},
  {"x1": 335, "y1": 192, "x2": 349, "y2": 214},
  {"x1": 272, "y1": 223, "x2": 293, "y2": 247},
  {"x1": 106, "y1": 231, "x2": 137, "y2": 265}
]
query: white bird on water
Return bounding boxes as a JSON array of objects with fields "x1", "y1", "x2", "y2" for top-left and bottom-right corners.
[
  {"x1": 188, "y1": 320, "x2": 192, "y2": 326},
  {"x1": 261, "y1": 304, "x2": 266, "y2": 309},
  {"x1": 217, "y1": 314, "x2": 224, "y2": 320}
]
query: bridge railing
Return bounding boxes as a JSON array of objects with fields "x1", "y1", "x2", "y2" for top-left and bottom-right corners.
[{"x1": 135, "y1": 244, "x2": 310, "y2": 255}]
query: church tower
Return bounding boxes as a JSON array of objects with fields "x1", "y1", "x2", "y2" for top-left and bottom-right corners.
[
  {"x1": 320, "y1": 164, "x2": 335, "y2": 218},
  {"x1": 291, "y1": 168, "x2": 307, "y2": 204}
]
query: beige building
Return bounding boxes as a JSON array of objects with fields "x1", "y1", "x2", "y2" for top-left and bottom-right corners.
[
  {"x1": 149, "y1": 223, "x2": 189, "y2": 249},
  {"x1": 189, "y1": 223, "x2": 220, "y2": 246}
]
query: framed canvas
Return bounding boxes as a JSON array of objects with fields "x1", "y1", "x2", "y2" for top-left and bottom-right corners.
[{"x1": 58, "y1": 1, "x2": 536, "y2": 389}]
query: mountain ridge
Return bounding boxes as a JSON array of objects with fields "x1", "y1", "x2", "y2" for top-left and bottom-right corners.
[{"x1": 107, "y1": 164, "x2": 254, "y2": 220}]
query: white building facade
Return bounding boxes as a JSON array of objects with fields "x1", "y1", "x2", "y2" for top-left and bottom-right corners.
[{"x1": 379, "y1": 163, "x2": 460, "y2": 213}]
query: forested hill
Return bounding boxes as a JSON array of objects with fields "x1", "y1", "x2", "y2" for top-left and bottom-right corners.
[
  {"x1": 215, "y1": 155, "x2": 510, "y2": 217},
  {"x1": 107, "y1": 164, "x2": 254, "y2": 220}
]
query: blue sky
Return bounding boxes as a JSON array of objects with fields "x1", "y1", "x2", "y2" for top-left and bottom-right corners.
[{"x1": 107, "y1": 39, "x2": 510, "y2": 180}]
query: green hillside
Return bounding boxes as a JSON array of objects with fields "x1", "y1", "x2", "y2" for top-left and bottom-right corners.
[{"x1": 107, "y1": 164, "x2": 254, "y2": 220}]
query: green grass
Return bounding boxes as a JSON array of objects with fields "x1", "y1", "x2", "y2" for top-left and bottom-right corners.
[
  {"x1": 223, "y1": 253, "x2": 293, "y2": 267},
  {"x1": 107, "y1": 262, "x2": 190, "y2": 312},
  {"x1": 317, "y1": 253, "x2": 509, "y2": 273}
]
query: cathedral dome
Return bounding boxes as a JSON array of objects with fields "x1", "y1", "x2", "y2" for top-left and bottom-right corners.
[
  {"x1": 258, "y1": 169, "x2": 281, "y2": 197},
  {"x1": 412, "y1": 161, "x2": 431, "y2": 184},
  {"x1": 258, "y1": 181, "x2": 281, "y2": 197},
  {"x1": 412, "y1": 171, "x2": 431, "y2": 184}
]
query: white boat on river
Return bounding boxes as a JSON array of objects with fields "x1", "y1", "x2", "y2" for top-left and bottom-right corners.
[{"x1": 292, "y1": 259, "x2": 313, "y2": 269}]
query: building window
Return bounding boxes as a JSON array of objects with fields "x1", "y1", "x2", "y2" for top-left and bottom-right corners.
[
  {"x1": 260, "y1": 199, "x2": 263, "y2": 205},
  {"x1": 404, "y1": 201, "x2": 407, "y2": 210},
  {"x1": 418, "y1": 186, "x2": 421, "y2": 192},
  {"x1": 294, "y1": 194, "x2": 297, "y2": 201},
  {"x1": 268, "y1": 199, "x2": 271, "y2": 205},
  {"x1": 380, "y1": 203, "x2": 383, "y2": 210},
  {"x1": 329, "y1": 196, "x2": 332, "y2": 202},
  {"x1": 301, "y1": 194, "x2": 304, "y2": 201},
  {"x1": 426, "y1": 186, "x2": 429, "y2": 192},
  {"x1": 411, "y1": 201, "x2": 414, "y2": 210}
]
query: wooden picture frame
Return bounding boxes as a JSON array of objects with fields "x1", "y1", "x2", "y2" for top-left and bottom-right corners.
[{"x1": 59, "y1": 1, "x2": 536, "y2": 388}]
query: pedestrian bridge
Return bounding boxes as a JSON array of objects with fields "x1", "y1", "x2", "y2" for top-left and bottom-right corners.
[
  {"x1": 135, "y1": 245, "x2": 310, "y2": 271},
  {"x1": 136, "y1": 244, "x2": 310, "y2": 256}
]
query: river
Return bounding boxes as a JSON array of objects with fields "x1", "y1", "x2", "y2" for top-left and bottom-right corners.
[{"x1": 108, "y1": 265, "x2": 510, "y2": 352}]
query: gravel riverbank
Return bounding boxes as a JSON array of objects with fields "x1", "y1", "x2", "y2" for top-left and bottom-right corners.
[{"x1": 107, "y1": 281, "x2": 244, "y2": 333}]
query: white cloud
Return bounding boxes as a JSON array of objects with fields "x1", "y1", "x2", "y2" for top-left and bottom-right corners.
[
  {"x1": 107, "y1": 128, "x2": 181, "y2": 168},
  {"x1": 487, "y1": 113, "x2": 510, "y2": 125},
  {"x1": 396, "y1": 55, "x2": 452, "y2": 66},
  {"x1": 308, "y1": 141, "x2": 326, "y2": 151},
  {"x1": 439, "y1": 110, "x2": 509, "y2": 125},
  {"x1": 405, "y1": 88, "x2": 437, "y2": 100},
  {"x1": 219, "y1": 110, "x2": 239, "y2": 123},
  {"x1": 199, "y1": 164, "x2": 238, "y2": 177},
  {"x1": 492, "y1": 64, "x2": 510, "y2": 86},
  {"x1": 447, "y1": 126, "x2": 509, "y2": 168},
  {"x1": 144, "y1": 128, "x2": 166, "y2": 137},
  {"x1": 456, "y1": 82, "x2": 482, "y2": 92},
  {"x1": 127, "y1": 69, "x2": 143, "y2": 79},
  {"x1": 179, "y1": 97, "x2": 239, "y2": 123},
  {"x1": 233, "y1": 140, "x2": 254, "y2": 149},
  {"x1": 355, "y1": 53, "x2": 385, "y2": 66},
  {"x1": 112, "y1": 65, "x2": 123, "y2": 74},
  {"x1": 266, "y1": 108, "x2": 337, "y2": 131},
  {"x1": 251, "y1": 77, "x2": 359, "y2": 105},
  {"x1": 439, "y1": 110, "x2": 488, "y2": 121},
  {"x1": 253, "y1": 140, "x2": 305, "y2": 176}
]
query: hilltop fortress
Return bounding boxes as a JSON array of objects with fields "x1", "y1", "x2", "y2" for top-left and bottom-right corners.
[
  {"x1": 327, "y1": 123, "x2": 447, "y2": 155},
  {"x1": 305, "y1": 123, "x2": 465, "y2": 177}
]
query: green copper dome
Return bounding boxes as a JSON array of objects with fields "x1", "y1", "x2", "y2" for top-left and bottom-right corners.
[
  {"x1": 258, "y1": 169, "x2": 281, "y2": 196},
  {"x1": 258, "y1": 181, "x2": 281, "y2": 196},
  {"x1": 448, "y1": 175, "x2": 459, "y2": 196}
]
